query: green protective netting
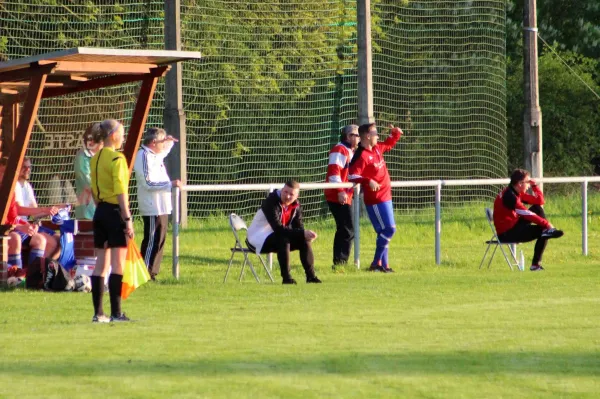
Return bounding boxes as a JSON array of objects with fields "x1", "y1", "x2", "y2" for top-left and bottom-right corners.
[
  {"x1": 180, "y1": 0, "x2": 358, "y2": 220},
  {"x1": 0, "y1": 0, "x2": 506, "y2": 223},
  {"x1": 372, "y1": 0, "x2": 507, "y2": 221},
  {"x1": 0, "y1": 1, "x2": 165, "y2": 212}
]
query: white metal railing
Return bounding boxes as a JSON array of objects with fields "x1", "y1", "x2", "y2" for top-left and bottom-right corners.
[{"x1": 171, "y1": 177, "x2": 600, "y2": 279}]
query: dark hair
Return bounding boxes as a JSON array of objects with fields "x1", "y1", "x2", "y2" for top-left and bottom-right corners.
[
  {"x1": 83, "y1": 122, "x2": 101, "y2": 143},
  {"x1": 142, "y1": 127, "x2": 167, "y2": 145},
  {"x1": 358, "y1": 123, "x2": 376, "y2": 137},
  {"x1": 510, "y1": 169, "x2": 529, "y2": 185},
  {"x1": 284, "y1": 179, "x2": 300, "y2": 189},
  {"x1": 95, "y1": 119, "x2": 121, "y2": 142}
]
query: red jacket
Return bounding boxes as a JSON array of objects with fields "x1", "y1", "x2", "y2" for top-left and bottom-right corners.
[
  {"x1": 6, "y1": 196, "x2": 21, "y2": 225},
  {"x1": 348, "y1": 129, "x2": 401, "y2": 205},
  {"x1": 324, "y1": 141, "x2": 354, "y2": 204},
  {"x1": 493, "y1": 184, "x2": 550, "y2": 234}
]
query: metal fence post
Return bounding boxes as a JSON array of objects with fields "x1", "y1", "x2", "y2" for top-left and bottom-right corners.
[
  {"x1": 172, "y1": 186, "x2": 181, "y2": 279},
  {"x1": 582, "y1": 180, "x2": 588, "y2": 256},
  {"x1": 435, "y1": 181, "x2": 442, "y2": 265},
  {"x1": 353, "y1": 184, "x2": 361, "y2": 269},
  {"x1": 267, "y1": 185, "x2": 275, "y2": 270}
]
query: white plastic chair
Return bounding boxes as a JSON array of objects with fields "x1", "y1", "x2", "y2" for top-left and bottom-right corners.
[
  {"x1": 480, "y1": 208, "x2": 519, "y2": 270},
  {"x1": 225, "y1": 213, "x2": 274, "y2": 283}
]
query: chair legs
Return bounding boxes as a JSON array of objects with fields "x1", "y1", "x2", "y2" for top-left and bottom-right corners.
[
  {"x1": 238, "y1": 250, "x2": 260, "y2": 282},
  {"x1": 256, "y1": 254, "x2": 275, "y2": 282},
  {"x1": 480, "y1": 237, "x2": 518, "y2": 271},
  {"x1": 479, "y1": 242, "x2": 493, "y2": 269},
  {"x1": 224, "y1": 250, "x2": 237, "y2": 283},
  {"x1": 497, "y1": 243, "x2": 517, "y2": 271},
  {"x1": 226, "y1": 248, "x2": 270, "y2": 283}
]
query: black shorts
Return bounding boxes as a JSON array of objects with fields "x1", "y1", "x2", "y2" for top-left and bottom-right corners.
[{"x1": 93, "y1": 202, "x2": 127, "y2": 248}]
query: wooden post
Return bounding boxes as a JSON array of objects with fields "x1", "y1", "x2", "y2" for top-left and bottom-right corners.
[
  {"x1": 523, "y1": 0, "x2": 543, "y2": 186},
  {"x1": 357, "y1": 0, "x2": 374, "y2": 125},
  {"x1": 0, "y1": 102, "x2": 19, "y2": 156},
  {"x1": 0, "y1": 70, "x2": 49, "y2": 223},
  {"x1": 164, "y1": 0, "x2": 188, "y2": 227},
  {"x1": 122, "y1": 66, "x2": 169, "y2": 172}
]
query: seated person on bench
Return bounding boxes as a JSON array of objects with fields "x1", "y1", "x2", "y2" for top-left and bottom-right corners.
[
  {"x1": 0, "y1": 158, "x2": 58, "y2": 269},
  {"x1": 15, "y1": 156, "x2": 65, "y2": 259},
  {"x1": 493, "y1": 168, "x2": 564, "y2": 272}
]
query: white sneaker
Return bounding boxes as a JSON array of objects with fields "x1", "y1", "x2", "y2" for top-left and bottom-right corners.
[{"x1": 92, "y1": 314, "x2": 110, "y2": 323}]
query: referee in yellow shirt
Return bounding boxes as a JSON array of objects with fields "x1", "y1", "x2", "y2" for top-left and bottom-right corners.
[{"x1": 90, "y1": 119, "x2": 134, "y2": 323}]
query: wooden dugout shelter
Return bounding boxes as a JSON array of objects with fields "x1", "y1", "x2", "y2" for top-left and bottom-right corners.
[{"x1": 0, "y1": 47, "x2": 201, "y2": 228}]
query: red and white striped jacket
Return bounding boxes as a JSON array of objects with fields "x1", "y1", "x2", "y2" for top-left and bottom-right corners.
[
  {"x1": 324, "y1": 141, "x2": 354, "y2": 204},
  {"x1": 493, "y1": 184, "x2": 550, "y2": 235}
]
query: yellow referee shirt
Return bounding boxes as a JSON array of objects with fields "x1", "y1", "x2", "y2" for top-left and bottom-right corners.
[{"x1": 90, "y1": 147, "x2": 129, "y2": 205}]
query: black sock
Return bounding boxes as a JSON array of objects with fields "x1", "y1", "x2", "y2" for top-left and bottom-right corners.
[
  {"x1": 91, "y1": 276, "x2": 104, "y2": 316},
  {"x1": 108, "y1": 274, "x2": 123, "y2": 317}
]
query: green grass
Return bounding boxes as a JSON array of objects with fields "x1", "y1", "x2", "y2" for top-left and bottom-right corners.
[{"x1": 1, "y1": 195, "x2": 600, "y2": 398}]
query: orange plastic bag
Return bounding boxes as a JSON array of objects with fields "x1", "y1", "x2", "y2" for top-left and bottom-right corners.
[{"x1": 122, "y1": 240, "x2": 151, "y2": 299}]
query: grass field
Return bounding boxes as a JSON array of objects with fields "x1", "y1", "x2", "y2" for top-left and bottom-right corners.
[{"x1": 1, "y1": 196, "x2": 599, "y2": 398}]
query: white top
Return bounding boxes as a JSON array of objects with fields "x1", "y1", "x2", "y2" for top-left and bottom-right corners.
[
  {"x1": 15, "y1": 180, "x2": 37, "y2": 206},
  {"x1": 133, "y1": 141, "x2": 174, "y2": 216},
  {"x1": 15, "y1": 181, "x2": 37, "y2": 221}
]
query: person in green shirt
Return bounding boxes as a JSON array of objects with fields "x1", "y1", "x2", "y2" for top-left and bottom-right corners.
[{"x1": 74, "y1": 123, "x2": 103, "y2": 219}]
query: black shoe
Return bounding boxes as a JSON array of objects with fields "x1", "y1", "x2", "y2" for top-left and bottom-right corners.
[
  {"x1": 282, "y1": 278, "x2": 297, "y2": 285},
  {"x1": 368, "y1": 264, "x2": 385, "y2": 272},
  {"x1": 307, "y1": 276, "x2": 322, "y2": 283},
  {"x1": 530, "y1": 265, "x2": 545, "y2": 272},
  {"x1": 541, "y1": 228, "x2": 564, "y2": 239},
  {"x1": 382, "y1": 267, "x2": 395, "y2": 273},
  {"x1": 110, "y1": 313, "x2": 131, "y2": 322}
]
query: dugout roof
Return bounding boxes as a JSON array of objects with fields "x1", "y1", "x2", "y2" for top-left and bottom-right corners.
[{"x1": 0, "y1": 47, "x2": 202, "y2": 225}]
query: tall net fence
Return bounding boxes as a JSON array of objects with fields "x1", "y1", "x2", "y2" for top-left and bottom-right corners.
[
  {"x1": 372, "y1": 0, "x2": 507, "y2": 222},
  {"x1": 0, "y1": 1, "x2": 165, "y2": 210},
  {"x1": 180, "y1": 0, "x2": 359, "y2": 219},
  {"x1": 0, "y1": 0, "x2": 506, "y2": 222}
]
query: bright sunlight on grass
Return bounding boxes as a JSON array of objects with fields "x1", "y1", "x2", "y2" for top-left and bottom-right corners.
[{"x1": 1, "y1": 195, "x2": 599, "y2": 398}]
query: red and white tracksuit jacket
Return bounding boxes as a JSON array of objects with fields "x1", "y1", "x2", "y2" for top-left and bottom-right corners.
[
  {"x1": 493, "y1": 184, "x2": 551, "y2": 235},
  {"x1": 324, "y1": 141, "x2": 354, "y2": 204},
  {"x1": 348, "y1": 129, "x2": 401, "y2": 205}
]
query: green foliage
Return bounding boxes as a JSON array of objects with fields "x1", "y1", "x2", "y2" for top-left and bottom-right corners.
[
  {"x1": 507, "y1": 48, "x2": 600, "y2": 176},
  {"x1": 0, "y1": 1, "x2": 163, "y2": 56},
  {"x1": 506, "y1": 0, "x2": 600, "y2": 60},
  {"x1": 180, "y1": 0, "x2": 358, "y2": 187},
  {"x1": 506, "y1": 0, "x2": 600, "y2": 176}
]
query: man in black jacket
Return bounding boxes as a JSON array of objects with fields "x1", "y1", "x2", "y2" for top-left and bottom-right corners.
[{"x1": 247, "y1": 180, "x2": 321, "y2": 284}]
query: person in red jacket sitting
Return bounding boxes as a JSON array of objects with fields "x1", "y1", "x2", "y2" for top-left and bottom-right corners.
[{"x1": 493, "y1": 169, "x2": 564, "y2": 271}]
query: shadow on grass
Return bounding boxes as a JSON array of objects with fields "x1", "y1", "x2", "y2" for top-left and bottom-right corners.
[{"x1": 2, "y1": 351, "x2": 598, "y2": 376}]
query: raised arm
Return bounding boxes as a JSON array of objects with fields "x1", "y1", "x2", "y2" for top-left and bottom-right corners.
[
  {"x1": 378, "y1": 125, "x2": 403, "y2": 153},
  {"x1": 520, "y1": 181, "x2": 545, "y2": 206}
]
